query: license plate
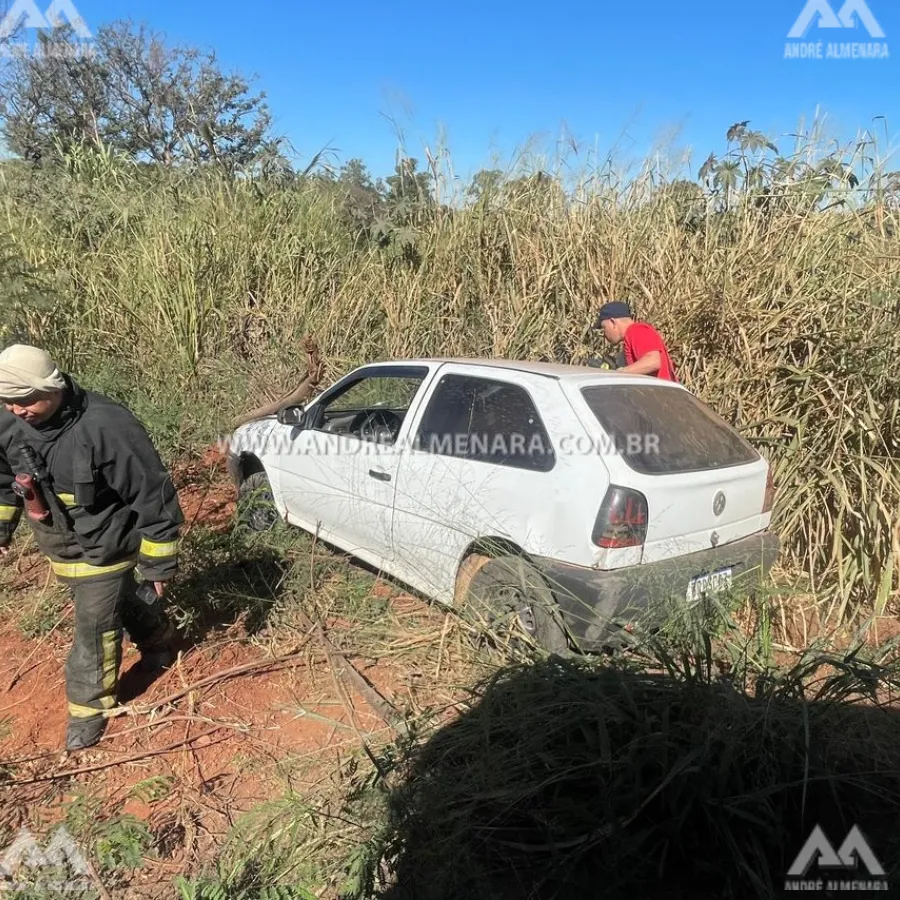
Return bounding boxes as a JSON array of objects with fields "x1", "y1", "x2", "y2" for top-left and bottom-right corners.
[{"x1": 686, "y1": 567, "x2": 733, "y2": 603}]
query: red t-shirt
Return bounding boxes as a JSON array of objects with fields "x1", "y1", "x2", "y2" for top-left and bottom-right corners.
[{"x1": 623, "y1": 323, "x2": 677, "y2": 381}]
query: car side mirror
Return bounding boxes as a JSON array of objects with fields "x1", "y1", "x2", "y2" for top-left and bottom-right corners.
[{"x1": 277, "y1": 406, "x2": 307, "y2": 427}]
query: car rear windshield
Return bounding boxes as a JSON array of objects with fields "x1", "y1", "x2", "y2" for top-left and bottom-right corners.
[{"x1": 580, "y1": 384, "x2": 760, "y2": 475}]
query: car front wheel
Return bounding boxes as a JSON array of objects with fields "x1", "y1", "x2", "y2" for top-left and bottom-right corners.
[
  {"x1": 236, "y1": 470, "x2": 280, "y2": 532},
  {"x1": 464, "y1": 555, "x2": 569, "y2": 656}
]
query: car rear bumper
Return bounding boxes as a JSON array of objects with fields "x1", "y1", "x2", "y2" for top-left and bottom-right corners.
[{"x1": 532, "y1": 530, "x2": 781, "y2": 650}]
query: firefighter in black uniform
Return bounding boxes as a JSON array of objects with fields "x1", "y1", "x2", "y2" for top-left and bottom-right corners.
[{"x1": 0, "y1": 344, "x2": 184, "y2": 751}]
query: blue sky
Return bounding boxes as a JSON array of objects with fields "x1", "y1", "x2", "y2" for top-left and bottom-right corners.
[{"x1": 15, "y1": 0, "x2": 900, "y2": 184}]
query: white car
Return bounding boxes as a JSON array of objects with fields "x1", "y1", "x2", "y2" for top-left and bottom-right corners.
[{"x1": 225, "y1": 358, "x2": 779, "y2": 652}]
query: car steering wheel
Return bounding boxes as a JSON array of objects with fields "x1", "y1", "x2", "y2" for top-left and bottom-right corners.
[{"x1": 352, "y1": 410, "x2": 402, "y2": 444}]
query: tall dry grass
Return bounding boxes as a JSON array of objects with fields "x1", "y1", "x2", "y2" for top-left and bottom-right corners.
[
  {"x1": 358, "y1": 652, "x2": 900, "y2": 900},
  {"x1": 0, "y1": 124, "x2": 898, "y2": 628}
]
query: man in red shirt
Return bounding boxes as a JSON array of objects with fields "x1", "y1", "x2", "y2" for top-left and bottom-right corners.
[{"x1": 591, "y1": 301, "x2": 677, "y2": 381}]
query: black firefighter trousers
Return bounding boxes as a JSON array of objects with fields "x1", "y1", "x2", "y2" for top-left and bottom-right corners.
[{"x1": 65, "y1": 569, "x2": 173, "y2": 722}]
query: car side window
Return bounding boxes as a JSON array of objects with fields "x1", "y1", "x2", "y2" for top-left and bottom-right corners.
[
  {"x1": 311, "y1": 372, "x2": 427, "y2": 444},
  {"x1": 414, "y1": 374, "x2": 555, "y2": 472}
]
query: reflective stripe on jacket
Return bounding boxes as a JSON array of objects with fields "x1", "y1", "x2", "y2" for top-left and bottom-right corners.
[{"x1": 0, "y1": 376, "x2": 184, "y2": 582}]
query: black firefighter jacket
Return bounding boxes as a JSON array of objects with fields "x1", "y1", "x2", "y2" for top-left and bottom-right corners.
[{"x1": 0, "y1": 375, "x2": 184, "y2": 584}]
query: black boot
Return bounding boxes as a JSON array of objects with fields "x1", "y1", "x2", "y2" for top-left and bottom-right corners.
[
  {"x1": 139, "y1": 646, "x2": 175, "y2": 672},
  {"x1": 66, "y1": 715, "x2": 107, "y2": 751},
  {"x1": 137, "y1": 620, "x2": 176, "y2": 672}
]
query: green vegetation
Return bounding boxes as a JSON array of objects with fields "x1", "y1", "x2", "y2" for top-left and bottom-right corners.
[
  {"x1": 356, "y1": 649, "x2": 900, "y2": 899},
  {"x1": 2, "y1": 17, "x2": 900, "y2": 900},
  {"x1": 2, "y1": 111, "x2": 897, "y2": 625},
  {"x1": 165, "y1": 529, "x2": 900, "y2": 900}
]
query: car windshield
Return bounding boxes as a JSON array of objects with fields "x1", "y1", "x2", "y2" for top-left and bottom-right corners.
[
  {"x1": 326, "y1": 376, "x2": 424, "y2": 412},
  {"x1": 580, "y1": 384, "x2": 760, "y2": 474}
]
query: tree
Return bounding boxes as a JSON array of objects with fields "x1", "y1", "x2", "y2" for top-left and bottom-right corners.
[
  {"x1": 384, "y1": 158, "x2": 434, "y2": 211},
  {"x1": 357, "y1": 158, "x2": 435, "y2": 264},
  {"x1": 502, "y1": 170, "x2": 566, "y2": 210},
  {"x1": 655, "y1": 178, "x2": 706, "y2": 231},
  {"x1": 0, "y1": 19, "x2": 276, "y2": 169},
  {"x1": 337, "y1": 158, "x2": 384, "y2": 212},
  {"x1": 332, "y1": 158, "x2": 386, "y2": 242},
  {"x1": 466, "y1": 169, "x2": 504, "y2": 204}
]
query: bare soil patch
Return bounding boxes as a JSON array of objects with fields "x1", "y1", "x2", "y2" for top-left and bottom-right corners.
[{"x1": 0, "y1": 446, "x2": 454, "y2": 897}]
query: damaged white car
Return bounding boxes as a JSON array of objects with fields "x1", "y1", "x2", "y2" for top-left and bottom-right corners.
[{"x1": 225, "y1": 357, "x2": 779, "y2": 653}]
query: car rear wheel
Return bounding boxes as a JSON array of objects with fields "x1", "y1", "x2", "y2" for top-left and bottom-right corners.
[
  {"x1": 237, "y1": 471, "x2": 279, "y2": 532},
  {"x1": 464, "y1": 555, "x2": 569, "y2": 656}
]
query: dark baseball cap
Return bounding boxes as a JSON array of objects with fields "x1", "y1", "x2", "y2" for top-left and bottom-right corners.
[{"x1": 592, "y1": 301, "x2": 632, "y2": 328}]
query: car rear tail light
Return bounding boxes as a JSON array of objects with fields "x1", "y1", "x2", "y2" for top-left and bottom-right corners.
[
  {"x1": 592, "y1": 485, "x2": 648, "y2": 549},
  {"x1": 763, "y1": 467, "x2": 775, "y2": 514}
]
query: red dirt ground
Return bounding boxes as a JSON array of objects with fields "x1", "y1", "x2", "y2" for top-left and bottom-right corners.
[
  {"x1": 0, "y1": 446, "x2": 425, "y2": 897},
  {"x1": 176, "y1": 446, "x2": 240, "y2": 534},
  {"x1": 2, "y1": 446, "x2": 898, "y2": 895}
]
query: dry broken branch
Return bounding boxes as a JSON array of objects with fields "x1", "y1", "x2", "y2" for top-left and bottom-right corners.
[
  {"x1": 231, "y1": 335, "x2": 324, "y2": 430},
  {"x1": 107, "y1": 639, "x2": 315, "y2": 718},
  {"x1": 293, "y1": 603, "x2": 408, "y2": 736},
  {"x1": 0, "y1": 728, "x2": 227, "y2": 787}
]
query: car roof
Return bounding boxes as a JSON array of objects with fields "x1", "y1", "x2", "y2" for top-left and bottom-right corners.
[{"x1": 359, "y1": 357, "x2": 684, "y2": 385}]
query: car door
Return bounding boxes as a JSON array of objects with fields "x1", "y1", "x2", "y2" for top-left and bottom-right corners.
[
  {"x1": 389, "y1": 367, "x2": 563, "y2": 605},
  {"x1": 276, "y1": 364, "x2": 431, "y2": 568}
]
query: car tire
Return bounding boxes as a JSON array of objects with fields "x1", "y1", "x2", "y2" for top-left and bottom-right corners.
[
  {"x1": 464, "y1": 555, "x2": 570, "y2": 656},
  {"x1": 236, "y1": 470, "x2": 279, "y2": 532}
]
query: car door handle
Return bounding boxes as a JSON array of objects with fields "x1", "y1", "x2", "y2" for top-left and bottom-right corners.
[{"x1": 369, "y1": 469, "x2": 391, "y2": 482}]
